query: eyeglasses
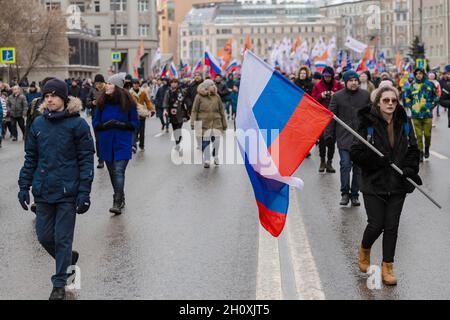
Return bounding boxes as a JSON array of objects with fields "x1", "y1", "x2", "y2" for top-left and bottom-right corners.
[{"x1": 381, "y1": 98, "x2": 398, "y2": 104}]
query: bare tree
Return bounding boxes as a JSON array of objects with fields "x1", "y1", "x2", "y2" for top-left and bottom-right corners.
[{"x1": 0, "y1": 0, "x2": 68, "y2": 83}]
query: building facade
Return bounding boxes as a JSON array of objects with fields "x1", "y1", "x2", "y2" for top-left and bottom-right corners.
[
  {"x1": 410, "y1": 0, "x2": 450, "y2": 68},
  {"x1": 43, "y1": 0, "x2": 159, "y2": 77},
  {"x1": 179, "y1": 1, "x2": 337, "y2": 65}
]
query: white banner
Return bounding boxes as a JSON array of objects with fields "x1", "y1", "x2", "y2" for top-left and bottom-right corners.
[{"x1": 344, "y1": 36, "x2": 368, "y2": 54}]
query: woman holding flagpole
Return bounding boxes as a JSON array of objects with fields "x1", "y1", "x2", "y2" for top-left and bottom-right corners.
[{"x1": 351, "y1": 84, "x2": 421, "y2": 286}]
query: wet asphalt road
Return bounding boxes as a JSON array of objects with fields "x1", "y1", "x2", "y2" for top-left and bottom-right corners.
[
  {"x1": 1, "y1": 112, "x2": 450, "y2": 300},
  {"x1": 294, "y1": 113, "x2": 450, "y2": 300}
]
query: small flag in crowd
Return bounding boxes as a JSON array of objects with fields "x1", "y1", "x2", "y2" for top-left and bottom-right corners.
[
  {"x1": 236, "y1": 51, "x2": 334, "y2": 237},
  {"x1": 193, "y1": 60, "x2": 203, "y2": 73},
  {"x1": 169, "y1": 62, "x2": 179, "y2": 78},
  {"x1": 225, "y1": 59, "x2": 238, "y2": 74},
  {"x1": 205, "y1": 48, "x2": 222, "y2": 78}
]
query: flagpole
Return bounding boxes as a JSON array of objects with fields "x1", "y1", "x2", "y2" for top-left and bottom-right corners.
[{"x1": 332, "y1": 114, "x2": 442, "y2": 210}]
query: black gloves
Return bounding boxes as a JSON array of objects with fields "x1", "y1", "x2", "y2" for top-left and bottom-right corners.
[
  {"x1": 376, "y1": 155, "x2": 392, "y2": 168},
  {"x1": 103, "y1": 120, "x2": 134, "y2": 131},
  {"x1": 76, "y1": 194, "x2": 91, "y2": 214},
  {"x1": 402, "y1": 167, "x2": 423, "y2": 186},
  {"x1": 18, "y1": 189, "x2": 30, "y2": 211},
  {"x1": 95, "y1": 123, "x2": 105, "y2": 131}
]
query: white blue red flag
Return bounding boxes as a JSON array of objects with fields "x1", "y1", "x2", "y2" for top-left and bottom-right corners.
[
  {"x1": 169, "y1": 62, "x2": 179, "y2": 78},
  {"x1": 193, "y1": 60, "x2": 203, "y2": 73},
  {"x1": 236, "y1": 51, "x2": 334, "y2": 237},
  {"x1": 225, "y1": 59, "x2": 238, "y2": 74},
  {"x1": 205, "y1": 48, "x2": 222, "y2": 78}
]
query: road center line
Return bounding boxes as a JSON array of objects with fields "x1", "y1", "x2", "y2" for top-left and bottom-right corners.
[{"x1": 430, "y1": 150, "x2": 449, "y2": 160}]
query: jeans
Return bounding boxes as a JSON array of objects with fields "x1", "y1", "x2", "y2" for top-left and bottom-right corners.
[
  {"x1": 362, "y1": 194, "x2": 406, "y2": 263},
  {"x1": 106, "y1": 160, "x2": 129, "y2": 195},
  {"x1": 202, "y1": 136, "x2": 220, "y2": 162},
  {"x1": 11, "y1": 116, "x2": 26, "y2": 139},
  {"x1": 339, "y1": 149, "x2": 361, "y2": 199},
  {"x1": 412, "y1": 118, "x2": 432, "y2": 152},
  {"x1": 36, "y1": 202, "x2": 77, "y2": 288}
]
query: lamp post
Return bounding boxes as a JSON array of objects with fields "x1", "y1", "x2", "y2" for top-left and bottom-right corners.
[{"x1": 113, "y1": 0, "x2": 118, "y2": 73}]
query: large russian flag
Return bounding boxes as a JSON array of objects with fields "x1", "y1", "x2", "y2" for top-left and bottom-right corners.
[
  {"x1": 236, "y1": 51, "x2": 334, "y2": 237},
  {"x1": 205, "y1": 49, "x2": 222, "y2": 79}
]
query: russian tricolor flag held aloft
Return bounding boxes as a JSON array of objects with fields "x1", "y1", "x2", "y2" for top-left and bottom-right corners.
[
  {"x1": 225, "y1": 59, "x2": 238, "y2": 74},
  {"x1": 169, "y1": 62, "x2": 179, "y2": 78},
  {"x1": 236, "y1": 51, "x2": 334, "y2": 237},
  {"x1": 205, "y1": 48, "x2": 222, "y2": 79}
]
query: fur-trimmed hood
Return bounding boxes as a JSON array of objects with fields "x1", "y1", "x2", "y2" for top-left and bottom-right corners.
[
  {"x1": 39, "y1": 96, "x2": 83, "y2": 115},
  {"x1": 38, "y1": 97, "x2": 83, "y2": 120},
  {"x1": 197, "y1": 83, "x2": 218, "y2": 97}
]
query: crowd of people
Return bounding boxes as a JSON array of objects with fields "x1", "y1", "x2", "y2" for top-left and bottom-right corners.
[{"x1": 1, "y1": 61, "x2": 450, "y2": 299}]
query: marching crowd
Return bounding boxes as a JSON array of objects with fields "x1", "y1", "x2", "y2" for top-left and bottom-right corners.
[{"x1": 1, "y1": 61, "x2": 450, "y2": 299}]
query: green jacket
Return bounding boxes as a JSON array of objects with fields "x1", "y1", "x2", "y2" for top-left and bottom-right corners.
[{"x1": 405, "y1": 71, "x2": 439, "y2": 119}]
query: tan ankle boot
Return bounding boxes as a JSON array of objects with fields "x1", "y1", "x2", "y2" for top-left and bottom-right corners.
[
  {"x1": 358, "y1": 247, "x2": 371, "y2": 273},
  {"x1": 382, "y1": 262, "x2": 397, "y2": 286}
]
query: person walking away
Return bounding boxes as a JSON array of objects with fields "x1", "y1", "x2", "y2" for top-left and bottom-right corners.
[
  {"x1": 351, "y1": 85, "x2": 421, "y2": 286},
  {"x1": 7, "y1": 85, "x2": 28, "y2": 141},
  {"x1": 439, "y1": 65, "x2": 450, "y2": 127},
  {"x1": 428, "y1": 72, "x2": 441, "y2": 127},
  {"x1": 87, "y1": 74, "x2": 107, "y2": 169},
  {"x1": 93, "y1": 73, "x2": 139, "y2": 216},
  {"x1": 312, "y1": 66, "x2": 343, "y2": 173},
  {"x1": 404, "y1": 68, "x2": 439, "y2": 162},
  {"x1": 191, "y1": 79, "x2": 228, "y2": 168},
  {"x1": 18, "y1": 79, "x2": 95, "y2": 300},
  {"x1": 163, "y1": 78, "x2": 189, "y2": 156},
  {"x1": 69, "y1": 79, "x2": 81, "y2": 98},
  {"x1": 130, "y1": 79, "x2": 156, "y2": 151},
  {"x1": 215, "y1": 75, "x2": 231, "y2": 120},
  {"x1": 155, "y1": 78, "x2": 170, "y2": 133},
  {"x1": 325, "y1": 70, "x2": 371, "y2": 207},
  {"x1": 294, "y1": 66, "x2": 314, "y2": 95}
]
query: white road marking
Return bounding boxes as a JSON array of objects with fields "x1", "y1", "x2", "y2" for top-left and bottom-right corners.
[
  {"x1": 430, "y1": 150, "x2": 448, "y2": 160},
  {"x1": 154, "y1": 132, "x2": 166, "y2": 138},
  {"x1": 256, "y1": 187, "x2": 325, "y2": 300}
]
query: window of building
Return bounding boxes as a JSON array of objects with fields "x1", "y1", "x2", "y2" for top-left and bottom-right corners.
[
  {"x1": 110, "y1": 0, "x2": 127, "y2": 12},
  {"x1": 111, "y1": 24, "x2": 127, "y2": 36},
  {"x1": 139, "y1": 24, "x2": 149, "y2": 37},
  {"x1": 94, "y1": 25, "x2": 101, "y2": 37},
  {"x1": 94, "y1": 1, "x2": 100, "y2": 12},
  {"x1": 138, "y1": 0, "x2": 148, "y2": 12},
  {"x1": 45, "y1": 1, "x2": 61, "y2": 10},
  {"x1": 70, "y1": 1, "x2": 85, "y2": 12}
]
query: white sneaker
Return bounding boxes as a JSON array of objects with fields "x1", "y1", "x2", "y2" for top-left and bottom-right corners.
[
  {"x1": 214, "y1": 157, "x2": 220, "y2": 166},
  {"x1": 204, "y1": 160, "x2": 210, "y2": 168}
]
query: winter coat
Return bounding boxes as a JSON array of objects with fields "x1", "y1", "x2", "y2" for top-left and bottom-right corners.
[
  {"x1": 163, "y1": 87, "x2": 189, "y2": 124},
  {"x1": 230, "y1": 91, "x2": 239, "y2": 113},
  {"x1": 350, "y1": 106, "x2": 420, "y2": 195},
  {"x1": 325, "y1": 88, "x2": 371, "y2": 150},
  {"x1": 69, "y1": 85, "x2": 81, "y2": 98},
  {"x1": 404, "y1": 73, "x2": 439, "y2": 119},
  {"x1": 439, "y1": 78, "x2": 450, "y2": 109},
  {"x1": 185, "y1": 80, "x2": 202, "y2": 114},
  {"x1": 26, "y1": 97, "x2": 45, "y2": 130},
  {"x1": 191, "y1": 85, "x2": 228, "y2": 137},
  {"x1": 92, "y1": 100, "x2": 139, "y2": 162},
  {"x1": 216, "y1": 81, "x2": 231, "y2": 103},
  {"x1": 87, "y1": 86, "x2": 105, "y2": 116},
  {"x1": 25, "y1": 91, "x2": 42, "y2": 106},
  {"x1": 129, "y1": 88, "x2": 155, "y2": 119},
  {"x1": 294, "y1": 78, "x2": 313, "y2": 95},
  {"x1": 311, "y1": 79, "x2": 343, "y2": 109},
  {"x1": 155, "y1": 84, "x2": 169, "y2": 112},
  {"x1": 7, "y1": 93, "x2": 28, "y2": 118},
  {"x1": 18, "y1": 97, "x2": 95, "y2": 203}
]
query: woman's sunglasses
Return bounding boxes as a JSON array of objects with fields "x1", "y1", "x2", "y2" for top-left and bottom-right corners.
[{"x1": 381, "y1": 98, "x2": 398, "y2": 104}]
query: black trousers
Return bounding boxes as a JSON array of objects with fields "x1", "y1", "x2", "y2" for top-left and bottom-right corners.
[
  {"x1": 136, "y1": 119, "x2": 146, "y2": 148},
  {"x1": 171, "y1": 122, "x2": 183, "y2": 145},
  {"x1": 318, "y1": 134, "x2": 335, "y2": 161},
  {"x1": 362, "y1": 194, "x2": 406, "y2": 263},
  {"x1": 11, "y1": 116, "x2": 26, "y2": 139}
]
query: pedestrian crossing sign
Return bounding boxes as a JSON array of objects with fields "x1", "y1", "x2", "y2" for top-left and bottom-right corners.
[
  {"x1": 0, "y1": 48, "x2": 16, "y2": 64},
  {"x1": 112, "y1": 52, "x2": 122, "y2": 63}
]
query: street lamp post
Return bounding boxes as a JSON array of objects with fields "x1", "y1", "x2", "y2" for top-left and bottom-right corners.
[{"x1": 113, "y1": 0, "x2": 118, "y2": 73}]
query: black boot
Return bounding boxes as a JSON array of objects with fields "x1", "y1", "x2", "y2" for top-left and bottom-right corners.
[
  {"x1": 319, "y1": 159, "x2": 326, "y2": 173},
  {"x1": 110, "y1": 194, "x2": 123, "y2": 215},
  {"x1": 351, "y1": 198, "x2": 361, "y2": 207},
  {"x1": 424, "y1": 146, "x2": 430, "y2": 159},
  {"x1": 97, "y1": 160, "x2": 105, "y2": 169},
  {"x1": 419, "y1": 151, "x2": 424, "y2": 163},
  {"x1": 326, "y1": 160, "x2": 336, "y2": 173},
  {"x1": 340, "y1": 194, "x2": 350, "y2": 206},
  {"x1": 49, "y1": 287, "x2": 66, "y2": 300}
]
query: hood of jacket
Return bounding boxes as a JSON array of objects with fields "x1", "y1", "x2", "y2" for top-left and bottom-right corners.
[
  {"x1": 358, "y1": 104, "x2": 408, "y2": 129},
  {"x1": 38, "y1": 97, "x2": 82, "y2": 120},
  {"x1": 197, "y1": 84, "x2": 218, "y2": 97}
]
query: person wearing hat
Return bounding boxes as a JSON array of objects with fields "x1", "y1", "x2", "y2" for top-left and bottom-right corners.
[
  {"x1": 312, "y1": 66, "x2": 343, "y2": 173},
  {"x1": 130, "y1": 78, "x2": 155, "y2": 152},
  {"x1": 325, "y1": 70, "x2": 370, "y2": 207},
  {"x1": 18, "y1": 78, "x2": 95, "y2": 300},
  {"x1": 439, "y1": 65, "x2": 450, "y2": 127},
  {"x1": 351, "y1": 84, "x2": 421, "y2": 286},
  {"x1": 93, "y1": 73, "x2": 139, "y2": 216},
  {"x1": 404, "y1": 68, "x2": 439, "y2": 161},
  {"x1": 25, "y1": 82, "x2": 42, "y2": 106},
  {"x1": 163, "y1": 78, "x2": 189, "y2": 155},
  {"x1": 191, "y1": 79, "x2": 228, "y2": 168},
  {"x1": 87, "y1": 74, "x2": 107, "y2": 168},
  {"x1": 7, "y1": 85, "x2": 28, "y2": 141}
]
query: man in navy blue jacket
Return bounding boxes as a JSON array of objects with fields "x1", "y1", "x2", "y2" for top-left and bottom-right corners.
[{"x1": 18, "y1": 79, "x2": 95, "y2": 300}]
